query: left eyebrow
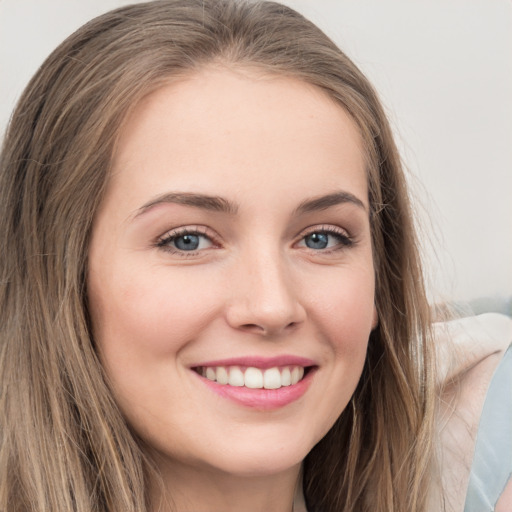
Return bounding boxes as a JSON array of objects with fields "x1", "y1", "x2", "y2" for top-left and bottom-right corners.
[{"x1": 294, "y1": 191, "x2": 367, "y2": 215}]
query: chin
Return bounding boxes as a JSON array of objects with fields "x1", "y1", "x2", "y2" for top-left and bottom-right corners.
[
  {"x1": 204, "y1": 429, "x2": 319, "y2": 477},
  {"x1": 207, "y1": 452, "x2": 304, "y2": 479}
]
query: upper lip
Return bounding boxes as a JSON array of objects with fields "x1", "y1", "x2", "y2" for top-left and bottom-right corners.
[{"x1": 191, "y1": 355, "x2": 317, "y2": 369}]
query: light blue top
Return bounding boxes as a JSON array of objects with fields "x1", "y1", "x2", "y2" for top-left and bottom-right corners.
[{"x1": 464, "y1": 344, "x2": 512, "y2": 512}]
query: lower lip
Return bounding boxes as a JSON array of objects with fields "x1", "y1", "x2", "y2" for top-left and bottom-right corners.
[{"x1": 195, "y1": 369, "x2": 315, "y2": 410}]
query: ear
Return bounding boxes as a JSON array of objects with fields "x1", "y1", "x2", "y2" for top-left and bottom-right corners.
[{"x1": 372, "y1": 305, "x2": 379, "y2": 330}]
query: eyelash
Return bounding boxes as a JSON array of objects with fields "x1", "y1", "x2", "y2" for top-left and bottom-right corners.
[
  {"x1": 156, "y1": 226, "x2": 218, "y2": 256},
  {"x1": 297, "y1": 225, "x2": 354, "y2": 253},
  {"x1": 156, "y1": 225, "x2": 354, "y2": 256}
]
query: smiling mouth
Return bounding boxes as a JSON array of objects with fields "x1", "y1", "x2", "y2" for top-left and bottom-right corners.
[{"x1": 193, "y1": 365, "x2": 312, "y2": 390}]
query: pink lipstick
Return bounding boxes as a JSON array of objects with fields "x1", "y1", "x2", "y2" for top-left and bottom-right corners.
[{"x1": 191, "y1": 355, "x2": 317, "y2": 410}]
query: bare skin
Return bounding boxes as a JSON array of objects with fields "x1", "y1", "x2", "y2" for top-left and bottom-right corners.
[{"x1": 88, "y1": 66, "x2": 376, "y2": 512}]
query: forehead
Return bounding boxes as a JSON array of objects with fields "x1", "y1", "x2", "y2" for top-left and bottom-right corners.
[{"x1": 108, "y1": 66, "x2": 368, "y2": 212}]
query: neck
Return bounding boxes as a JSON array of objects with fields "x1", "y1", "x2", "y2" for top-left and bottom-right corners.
[{"x1": 148, "y1": 458, "x2": 304, "y2": 512}]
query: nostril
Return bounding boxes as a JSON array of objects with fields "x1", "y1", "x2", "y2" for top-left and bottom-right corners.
[
  {"x1": 239, "y1": 321, "x2": 299, "y2": 336},
  {"x1": 240, "y1": 323, "x2": 268, "y2": 334}
]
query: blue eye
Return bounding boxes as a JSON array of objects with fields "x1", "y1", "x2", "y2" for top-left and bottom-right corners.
[
  {"x1": 299, "y1": 229, "x2": 352, "y2": 251},
  {"x1": 174, "y1": 234, "x2": 201, "y2": 251},
  {"x1": 157, "y1": 229, "x2": 213, "y2": 253},
  {"x1": 304, "y1": 232, "x2": 329, "y2": 249}
]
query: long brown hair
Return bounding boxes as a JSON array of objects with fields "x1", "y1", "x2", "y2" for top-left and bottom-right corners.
[{"x1": 0, "y1": 1, "x2": 436, "y2": 510}]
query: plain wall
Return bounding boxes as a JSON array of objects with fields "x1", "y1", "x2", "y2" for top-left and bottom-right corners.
[{"x1": 1, "y1": 0, "x2": 511, "y2": 304}]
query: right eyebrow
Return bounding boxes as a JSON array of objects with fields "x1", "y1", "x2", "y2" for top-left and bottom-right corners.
[{"x1": 132, "y1": 192, "x2": 239, "y2": 220}]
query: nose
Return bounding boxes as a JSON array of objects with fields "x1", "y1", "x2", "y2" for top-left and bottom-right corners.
[{"x1": 225, "y1": 249, "x2": 306, "y2": 336}]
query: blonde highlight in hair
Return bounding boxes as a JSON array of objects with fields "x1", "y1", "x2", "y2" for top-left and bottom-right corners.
[{"x1": 0, "y1": 1, "x2": 436, "y2": 510}]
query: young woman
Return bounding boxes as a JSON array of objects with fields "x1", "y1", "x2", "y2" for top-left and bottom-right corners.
[{"x1": 0, "y1": 1, "x2": 510, "y2": 511}]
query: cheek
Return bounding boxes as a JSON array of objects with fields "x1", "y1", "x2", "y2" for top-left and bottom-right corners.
[
  {"x1": 88, "y1": 263, "x2": 223, "y2": 364},
  {"x1": 87, "y1": 265, "x2": 225, "y2": 434},
  {"x1": 304, "y1": 264, "x2": 374, "y2": 418},
  {"x1": 307, "y1": 264, "x2": 376, "y2": 348}
]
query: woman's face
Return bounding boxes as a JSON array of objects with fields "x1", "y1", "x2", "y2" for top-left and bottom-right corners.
[{"x1": 88, "y1": 67, "x2": 377, "y2": 479}]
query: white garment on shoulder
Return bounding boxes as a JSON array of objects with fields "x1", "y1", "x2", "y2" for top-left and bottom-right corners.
[{"x1": 435, "y1": 313, "x2": 512, "y2": 512}]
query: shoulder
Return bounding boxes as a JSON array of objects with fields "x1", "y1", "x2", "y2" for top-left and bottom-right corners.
[
  {"x1": 435, "y1": 313, "x2": 512, "y2": 512},
  {"x1": 435, "y1": 312, "x2": 512, "y2": 385}
]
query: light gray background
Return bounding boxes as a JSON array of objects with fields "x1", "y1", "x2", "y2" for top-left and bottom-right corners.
[{"x1": 1, "y1": 0, "x2": 511, "y2": 305}]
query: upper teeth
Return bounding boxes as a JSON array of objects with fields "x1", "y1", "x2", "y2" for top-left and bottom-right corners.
[{"x1": 199, "y1": 366, "x2": 305, "y2": 389}]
